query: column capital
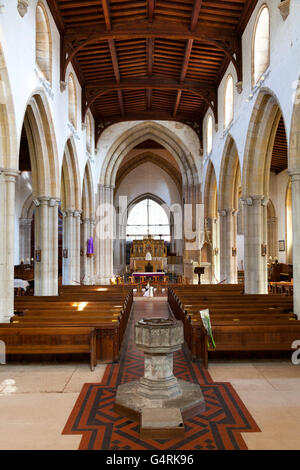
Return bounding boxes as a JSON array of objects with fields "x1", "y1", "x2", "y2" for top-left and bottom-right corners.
[
  {"x1": 218, "y1": 208, "x2": 236, "y2": 216},
  {"x1": 73, "y1": 210, "x2": 82, "y2": 218},
  {"x1": 34, "y1": 196, "x2": 60, "y2": 207},
  {"x1": 63, "y1": 209, "x2": 75, "y2": 217},
  {"x1": 288, "y1": 169, "x2": 300, "y2": 181},
  {"x1": 240, "y1": 195, "x2": 268, "y2": 206},
  {"x1": 0, "y1": 168, "x2": 20, "y2": 182}
]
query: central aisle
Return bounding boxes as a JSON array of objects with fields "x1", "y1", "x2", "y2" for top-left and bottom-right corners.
[{"x1": 62, "y1": 300, "x2": 260, "y2": 450}]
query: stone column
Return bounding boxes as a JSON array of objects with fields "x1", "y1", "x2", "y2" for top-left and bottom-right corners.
[
  {"x1": 34, "y1": 197, "x2": 59, "y2": 296},
  {"x1": 241, "y1": 195, "x2": 268, "y2": 294},
  {"x1": 73, "y1": 210, "x2": 81, "y2": 284},
  {"x1": 81, "y1": 217, "x2": 95, "y2": 285},
  {"x1": 289, "y1": 170, "x2": 300, "y2": 318},
  {"x1": 19, "y1": 217, "x2": 32, "y2": 263},
  {"x1": 267, "y1": 216, "x2": 278, "y2": 260},
  {"x1": 62, "y1": 209, "x2": 74, "y2": 285},
  {"x1": 0, "y1": 169, "x2": 19, "y2": 322},
  {"x1": 218, "y1": 208, "x2": 238, "y2": 283},
  {"x1": 95, "y1": 184, "x2": 114, "y2": 284},
  {"x1": 62, "y1": 209, "x2": 81, "y2": 285}
]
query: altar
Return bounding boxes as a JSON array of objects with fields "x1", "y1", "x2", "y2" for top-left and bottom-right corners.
[
  {"x1": 129, "y1": 236, "x2": 168, "y2": 273},
  {"x1": 132, "y1": 272, "x2": 165, "y2": 279}
]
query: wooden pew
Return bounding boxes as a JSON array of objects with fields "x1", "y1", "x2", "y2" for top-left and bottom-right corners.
[{"x1": 0, "y1": 325, "x2": 97, "y2": 370}]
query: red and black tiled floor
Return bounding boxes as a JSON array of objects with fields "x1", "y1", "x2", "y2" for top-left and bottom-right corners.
[{"x1": 62, "y1": 302, "x2": 261, "y2": 450}]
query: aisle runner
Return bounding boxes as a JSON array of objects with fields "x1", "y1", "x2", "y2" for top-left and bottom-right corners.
[{"x1": 62, "y1": 304, "x2": 260, "y2": 450}]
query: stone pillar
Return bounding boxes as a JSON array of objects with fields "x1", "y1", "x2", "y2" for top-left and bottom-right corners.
[
  {"x1": 81, "y1": 217, "x2": 95, "y2": 285},
  {"x1": 73, "y1": 210, "x2": 81, "y2": 284},
  {"x1": 19, "y1": 217, "x2": 32, "y2": 263},
  {"x1": 62, "y1": 209, "x2": 81, "y2": 285},
  {"x1": 241, "y1": 195, "x2": 268, "y2": 294},
  {"x1": 0, "y1": 169, "x2": 19, "y2": 322},
  {"x1": 95, "y1": 184, "x2": 114, "y2": 284},
  {"x1": 289, "y1": 170, "x2": 300, "y2": 318},
  {"x1": 34, "y1": 197, "x2": 59, "y2": 296},
  {"x1": 218, "y1": 208, "x2": 238, "y2": 283},
  {"x1": 267, "y1": 216, "x2": 278, "y2": 260}
]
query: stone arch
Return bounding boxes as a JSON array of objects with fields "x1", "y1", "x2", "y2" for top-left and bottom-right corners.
[
  {"x1": 80, "y1": 161, "x2": 95, "y2": 284},
  {"x1": 82, "y1": 160, "x2": 94, "y2": 220},
  {"x1": 99, "y1": 121, "x2": 200, "y2": 188},
  {"x1": 241, "y1": 89, "x2": 286, "y2": 294},
  {"x1": 218, "y1": 136, "x2": 241, "y2": 284},
  {"x1": 115, "y1": 151, "x2": 182, "y2": 196},
  {"x1": 203, "y1": 161, "x2": 219, "y2": 283},
  {"x1": 204, "y1": 160, "x2": 217, "y2": 219},
  {"x1": 60, "y1": 137, "x2": 81, "y2": 211},
  {"x1": 60, "y1": 137, "x2": 81, "y2": 285},
  {"x1": 219, "y1": 135, "x2": 241, "y2": 209},
  {"x1": 35, "y1": 1, "x2": 52, "y2": 84},
  {"x1": 242, "y1": 88, "x2": 286, "y2": 196},
  {"x1": 288, "y1": 77, "x2": 300, "y2": 317},
  {"x1": 0, "y1": 43, "x2": 18, "y2": 169},
  {"x1": 22, "y1": 91, "x2": 59, "y2": 197}
]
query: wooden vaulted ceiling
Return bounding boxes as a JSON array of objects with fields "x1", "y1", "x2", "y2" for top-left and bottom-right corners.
[{"x1": 47, "y1": 0, "x2": 259, "y2": 140}]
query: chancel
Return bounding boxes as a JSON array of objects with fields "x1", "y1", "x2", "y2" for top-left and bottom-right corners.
[{"x1": 0, "y1": 0, "x2": 300, "y2": 452}]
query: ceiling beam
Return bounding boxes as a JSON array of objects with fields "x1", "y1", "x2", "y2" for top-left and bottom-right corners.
[
  {"x1": 148, "y1": 0, "x2": 155, "y2": 23},
  {"x1": 190, "y1": 0, "x2": 203, "y2": 32},
  {"x1": 46, "y1": 0, "x2": 65, "y2": 34},
  {"x1": 102, "y1": 0, "x2": 112, "y2": 31},
  {"x1": 174, "y1": 38, "x2": 193, "y2": 118},
  {"x1": 62, "y1": 22, "x2": 238, "y2": 82}
]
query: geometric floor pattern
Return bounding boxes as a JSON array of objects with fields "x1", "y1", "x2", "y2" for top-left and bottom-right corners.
[{"x1": 62, "y1": 302, "x2": 261, "y2": 450}]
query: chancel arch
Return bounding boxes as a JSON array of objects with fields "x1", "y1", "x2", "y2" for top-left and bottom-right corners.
[
  {"x1": 203, "y1": 161, "x2": 219, "y2": 283},
  {"x1": 96, "y1": 121, "x2": 201, "y2": 284},
  {"x1": 60, "y1": 137, "x2": 81, "y2": 285},
  {"x1": 218, "y1": 135, "x2": 241, "y2": 284}
]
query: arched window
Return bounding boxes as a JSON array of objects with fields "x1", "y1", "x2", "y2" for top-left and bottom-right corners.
[
  {"x1": 126, "y1": 199, "x2": 170, "y2": 241},
  {"x1": 253, "y1": 5, "x2": 270, "y2": 86},
  {"x1": 68, "y1": 73, "x2": 77, "y2": 129},
  {"x1": 35, "y1": 2, "x2": 52, "y2": 83},
  {"x1": 86, "y1": 113, "x2": 92, "y2": 153},
  {"x1": 224, "y1": 75, "x2": 234, "y2": 129},
  {"x1": 206, "y1": 114, "x2": 213, "y2": 155}
]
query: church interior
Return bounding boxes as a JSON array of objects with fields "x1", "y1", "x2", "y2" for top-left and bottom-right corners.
[{"x1": 0, "y1": 0, "x2": 300, "y2": 451}]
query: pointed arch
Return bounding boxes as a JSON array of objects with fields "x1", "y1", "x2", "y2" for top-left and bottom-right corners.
[
  {"x1": 115, "y1": 151, "x2": 182, "y2": 196},
  {"x1": 60, "y1": 137, "x2": 81, "y2": 211},
  {"x1": 99, "y1": 121, "x2": 200, "y2": 188},
  {"x1": 219, "y1": 135, "x2": 241, "y2": 209},
  {"x1": 242, "y1": 89, "x2": 286, "y2": 196},
  {"x1": 204, "y1": 160, "x2": 217, "y2": 219},
  {"x1": 22, "y1": 91, "x2": 59, "y2": 197},
  {"x1": 0, "y1": 43, "x2": 18, "y2": 169},
  {"x1": 82, "y1": 160, "x2": 95, "y2": 219},
  {"x1": 35, "y1": 2, "x2": 52, "y2": 84}
]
